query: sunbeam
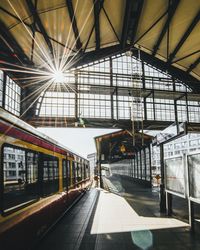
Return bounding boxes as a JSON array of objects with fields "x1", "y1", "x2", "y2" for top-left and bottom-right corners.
[
  {"x1": 0, "y1": 0, "x2": 96, "y2": 131},
  {"x1": 61, "y1": 1, "x2": 96, "y2": 72}
]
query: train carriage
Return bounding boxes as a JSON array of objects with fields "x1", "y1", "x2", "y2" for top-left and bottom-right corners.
[{"x1": 0, "y1": 108, "x2": 91, "y2": 250}]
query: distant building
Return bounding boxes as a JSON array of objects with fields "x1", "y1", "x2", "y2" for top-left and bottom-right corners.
[
  {"x1": 3, "y1": 147, "x2": 26, "y2": 181},
  {"x1": 152, "y1": 133, "x2": 200, "y2": 175},
  {"x1": 87, "y1": 153, "x2": 97, "y2": 177}
]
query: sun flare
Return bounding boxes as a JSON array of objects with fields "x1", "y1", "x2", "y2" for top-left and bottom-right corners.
[{"x1": 52, "y1": 70, "x2": 65, "y2": 83}]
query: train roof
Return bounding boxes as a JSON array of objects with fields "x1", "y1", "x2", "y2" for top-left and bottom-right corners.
[{"x1": 0, "y1": 108, "x2": 88, "y2": 161}]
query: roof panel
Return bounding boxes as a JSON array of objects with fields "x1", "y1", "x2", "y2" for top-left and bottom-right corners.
[
  {"x1": 72, "y1": 0, "x2": 94, "y2": 50},
  {"x1": 99, "y1": 9, "x2": 118, "y2": 48},
  {"x1": 0, "y1": 0, "x2": 32, "y2": 28},
  {"x1": 32, "y1": 31, "x2": 51, "y2": 66},
  {"x1": 136, "y1": 0, "x2": 168, "y2": 42},
  {"x1": 173, "y1": 52, "x2": 200, "y2": 71},
  {"x1": 137, "y1": 16, "x2": 167, "y2": 52},
  {"x1": 103, "y1": 0, "x2": 125, "y2": 41},
  {"x1": 36, "y1": 0, "x2": 66, "y2": 12},
  {"x1": 158, "y1": 1, "x2": 200, "y2": 59},
  {"x1": 167, "y1": 0, "x2": 199, "y2": 54},
  {"x1": 0, "y1": 0, "x2": 199, "y2": 86},
  {"x1": 135, "y1": 0, "x2": 200, "y2": 82},
  {"x1": 85, "y1": 29, "x2": 96, "y2": 51},
  {"x1": 193, "y1": 64, "x2": 200, "y2": 80},
  {"x1": 172, "y1": 57, "x2": 200, "y2": 82},
  {"x1": 175, "y1": 24, "x2": 200, "y2": 63},
  {"x1": 9, "y1": 23, "x2": 32, "y2": 59},
  {"x1": 39, "y1": 7, "x2": 76, "y2": 51}
]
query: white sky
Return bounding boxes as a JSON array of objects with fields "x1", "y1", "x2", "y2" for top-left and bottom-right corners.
[{"x1": 37, "y1": 128, "x2": 119, "y2": 158}]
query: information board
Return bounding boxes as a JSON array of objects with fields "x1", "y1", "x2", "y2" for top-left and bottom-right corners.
[
  {"x1": 188, "y1": 153, "x2": 200, "y2": 200},
  {"x1": 165, "y1": 156, "x2": 185, "y2": 195}
]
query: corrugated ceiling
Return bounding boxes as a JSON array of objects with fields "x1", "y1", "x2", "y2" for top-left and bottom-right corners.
[{"x1": 0, "y1": 0, "x2": 199, "y2": 84}]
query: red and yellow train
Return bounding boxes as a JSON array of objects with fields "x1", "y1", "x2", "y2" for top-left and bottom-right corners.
[{"x1": 0, "y1": 108, "x2": 91, "y2": 250}]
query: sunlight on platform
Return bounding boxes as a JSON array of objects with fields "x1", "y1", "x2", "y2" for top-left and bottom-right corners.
[{"x1": 91, "y1": 190, "x2": 189, "y2": 235}]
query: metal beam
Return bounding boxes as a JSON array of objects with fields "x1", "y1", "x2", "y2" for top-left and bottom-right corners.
[
  {"x1": 131, "y1": 48, "x2": 200, "y2": 93},
  {"x1": 173, "y1": 50, "x2": 200, "y2": 64},
  {"x1": 187, "y1": 56, "x2": 200, "y2": 73},
  {"x1": 94, "y1": 0, "x2": 102, "y2": 50},
  {"x1": 67, "y1": 44, "x2": 199, "y2": 92},
  {"x1": 0, "y1": 5, "x2": 76, "y2": 53},
  {"x1": 121, "y1": 0, "x2": 133, "y2": 48},
  {"x1": 102, "y1": 6, "x2": 120, "y2": 42},
  {"x1": 20, "y1": 84, "x2": 41, "y2": 120},
  {"x1": 0, "y1": 19, "x2": 31, "y2": 64},
  {"x1": 66, "y1": 0, "x2": 82, "y2": 51},
  {"x1": 130, "y1": 0, "x2": 144, "y2": 44},
  {"x1": 27, "y1": 116, "x2": 173, "y2": 129},
  {"x1": 26, "y1": 0, "x2": 54, "y2": 55},
  {"x1": 69, "y1": 44, "x2": 122, "y2": 68},
  {"x1": 152, "y1": 0, "x2": 180, "y2": 56},
  {"x1": 168, "y1": 10, "x2": 200, "y2": 63},
  {"x1": 84, "y1": 1, "x2": 104, "y2": 52}
]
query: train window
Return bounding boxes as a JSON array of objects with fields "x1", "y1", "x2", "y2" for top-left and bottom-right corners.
[
  {"x1": 27, "y1": 152, "x2": 38, "y2": 184},
  {"x1": 67, "y1": 160, "x2": 70, "y2": 188},
  {"x1": 82, "y1": 163, "x2": 86, "y2": 179},
  {"x1": 2, "y1": 145, "x2": 39, "y2": 212},
  {"x1": 42, "y1": 155, "x2": 59, "y2": 196},
  {"x1": 77, "y1": 163, "x2": 82, "y2": 182},
  {"x1": 72, "y1": 161, "x2": 76, "y2": 185},
  {"x1": 62, "y1": 159, "x2": 67, "y2": 191},
  {"x1": 85, "y1": 164, "x2": 90, "y2": 178}
]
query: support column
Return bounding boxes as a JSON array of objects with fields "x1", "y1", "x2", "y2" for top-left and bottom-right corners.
[
  {"x1": 136, "y1": 151, "x2": 139, "y2": 178},
  {"x1": 144, "y1": 96, "x2": 147, "y2": 120},
  {"x1": 142, "y1": 60, "x2": 145, "y2": 89},
  {"x1": 99, "y1": 160, "x2": 102, "y2": 188},
  {"x1": 174, "y1": 99, "x2": 178, "y2": 125},
  {"x1": 166, "y1": 192, "x2": 173, "y2": 216},
  {"x1": 110, "y1": 57, "x2": 114, "y2": 120},
  {"x1": 185, "y1": 92, "x2": 189, "y2": 122},
  {"x1": 160, "y1": 144, "x2": 166, "y2": 213},
  {"x1": 131, "y1": 158, "x2": 133, "y2": 177},
  {"x1": 139, "y1": 150, "x2": 142, "y2": 179},
  {"x1": 149, "y1": 145, "x2": 152, "y2": 184},
  {"x1": 152, "y1": 90, "x2": 156, "y2": 120},
  {"x1": 116, "y1": 87, "x2": 119, "y2": 120},
  {"x1": 144, "y1": 148, "x2": 147, "y2": 181},
  {"x1": 75, "y1": 71, "x2": 78, "y2": 120},
  {"x1": 2, "y1": 71, "x2": 6, "y2": 108},
  {"x1": 188, "y1": 200, "x2": 195, "y2": 232},
  {"x1": 0, "y1": 144, "x2": 4, "y2": 212},
  {"x1": 96, "y1": 139, "x2": 102, "y2": 188}
]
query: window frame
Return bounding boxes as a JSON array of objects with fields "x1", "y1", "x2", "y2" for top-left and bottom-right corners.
[{"x1": 1, "y1": 143, "x2": 40, "y2": 214}]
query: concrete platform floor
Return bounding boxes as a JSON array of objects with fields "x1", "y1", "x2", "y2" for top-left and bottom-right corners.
[{"x1": 35, "y1": 175, "x2": 200, "y2": 250}]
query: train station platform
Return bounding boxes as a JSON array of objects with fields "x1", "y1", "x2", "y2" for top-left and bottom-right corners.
[{"x1": 35, "y1": 176, "x2": 200, "y2": 250}]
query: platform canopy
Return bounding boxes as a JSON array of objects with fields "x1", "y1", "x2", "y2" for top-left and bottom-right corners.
[
  {"x1": 0, "y1": 0, "x2": 199, "y2": 89},
  {"x1": 95, "y1": 130, "x2": 152, "y2": 163}
]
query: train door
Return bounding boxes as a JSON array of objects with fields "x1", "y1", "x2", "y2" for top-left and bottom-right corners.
[
  {"x1": 62, "y1": 158, "x2": 70, "y2": 192},
  {"x1": 40, "y1": 153, "x2": 59, "y2": 196}
]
